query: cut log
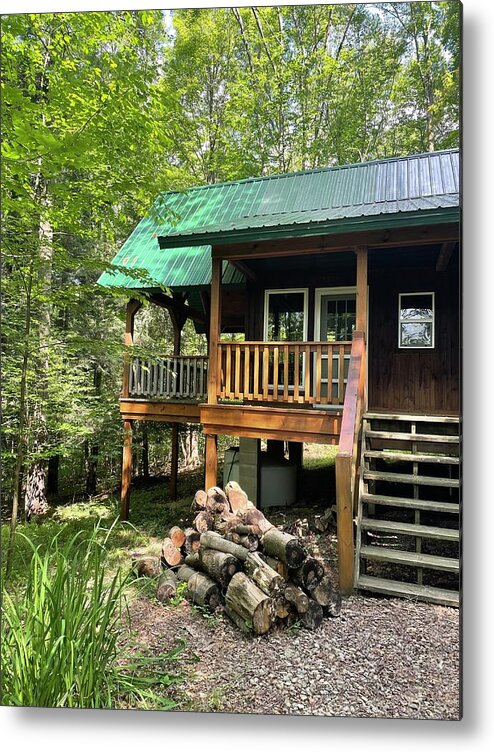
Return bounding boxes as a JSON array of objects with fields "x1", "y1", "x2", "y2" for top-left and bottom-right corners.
[
  {"x1": 291, "y1": 557, "x2": 325, "y2": 591},
  {"x1": 168, "y1": 526, "x2": 186, "y2": 549},
  {"x1": 273, "y1": 595, "x2": 292, "y2": 620},
  {"x1": 162, "y1": 537, "x2": 184, "y2": 568},
  {"x1": 324, "y1": 591, "x2": 342, "y2": 618},
  {"x1": 225, "y1": 531, "x2": 242, "y2": 545},
  {"x1": 194, "y1": 511, "x2": 214, "y2": 533},
  {"x1": 284, "y1": 583, "x2": 309, "y2": 615},
  {"x1": 194, "y1": 489, "x2": 207, "y2": 511},
  {"x1": 310, "y1": 576, "x2": 334, "y2": 607},
  {"x1": 200, "y1": 530, "x2": 249, "y2": 562},
  {"x1": 313, "y1": 508, "x2": 334, "y2": 533},
  {"x1": 206, "y1": 486, "x2": 230, "y2": 515},
  {"x1": 224, "y1": 604, "x2": 251, "y2": 635},
  {"x1": 229, "y1": 523, "x2": 262, "y2": 537},
  {"x1": 239, "y1": 534, "x2": 258, "y2": 552},
  {"x1": 214, "y1": 512, "x2": 238, "y2": 535},
  {"x1": 225, "y1": 572, "x2": 273, "y2": 635},
  {"x1": 261, "y1": 555, "x2": 289, "y2": 581},
  {"x1": 177, "y1": 565, "x2": 221, "y2": 610},
  {"x1": 156, "y1": 570, "x2": 178, "y2": 603},
  {"x1": 184, "y1": 528, "x2": 201, "y2": 554},
  {"x1": 131, "y1": 555, "x2": 161, "y2": 578},
  {"x1": 261, "y1": 528, "x2": 306, "y2": 569},
  {"x1": 199, "y1": 547, "x2": 242, "y2": 589},
  {"x1": 244, "y1": 552, "x2": 285, "y2": 597},
  {"x1": 238, "y1": 508, "x2": 273, "y2": 534},
  {"x1": 225, "y1": 481, "x2": 249, "y2": 513},
  {"x1": 184, "y1": 552, "x2": 201, "y2": 569},
  {"x1": 299, "y1": 601, "x2": 323, "y2": 631}
]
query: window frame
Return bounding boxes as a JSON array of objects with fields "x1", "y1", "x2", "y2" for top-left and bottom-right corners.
[
  {"x1": 263, "y1": 288, "x2": 309, "y2": 342},
  {"x1": 398, "y1": 291, "x2": 435, "y2": 350}
]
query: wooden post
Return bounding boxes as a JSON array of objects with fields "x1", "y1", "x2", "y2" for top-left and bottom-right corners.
[
  {"x1": 335, "y1": 452, "x2": 354, "y2": 594},
  {"x1": 207, "y1": 256, "x2": 222, "y2": 405},
  {"x1": 205, "y1": 434, "x2": 218, "y2": 489},
  {"x1": 120, "y1": 419, "x2": 133, "y2": 520},
  {"x1": 204, "y1": 255, "x2": 222, "y2": 490},
  {"x1": 122, "y1": 299, "x2": 142, "y2": 398},
  {"x1": 288, "y1": 442, "x2": 303, "y2": 467},
  {"x1": 168, "y1": 308, "x2": 184, "y2": 501},
  {"x1": 355, "y1": 246, "x2": 368, "y2": 337}
]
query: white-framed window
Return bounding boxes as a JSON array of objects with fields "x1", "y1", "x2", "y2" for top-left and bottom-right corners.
[
  {"x1": 398, "y1": 292, "x2": 435, "y2": 349},
  {"x1": 263, "y1": 288, "x2": 308, "y2": 342}
]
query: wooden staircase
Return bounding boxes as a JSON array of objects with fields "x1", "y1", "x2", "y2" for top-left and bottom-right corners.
[{"x1": 355, "y1": 413, "x2": 461, "y2": 607}]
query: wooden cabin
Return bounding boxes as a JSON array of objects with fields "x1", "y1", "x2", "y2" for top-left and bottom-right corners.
[{"x1": 98, "y1": 148, "x2": 461, "y2": 605}]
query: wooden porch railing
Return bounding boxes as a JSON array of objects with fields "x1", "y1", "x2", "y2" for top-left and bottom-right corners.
[
  {"x1": 335, "y1": 331, "x2": 367, "y2": 594},
  {"x1": 216, "y1": 341, "x2": 352, "y2": 405},
  {"x1": 128, "y1": 356, "x2": 208, "y2": 400}
]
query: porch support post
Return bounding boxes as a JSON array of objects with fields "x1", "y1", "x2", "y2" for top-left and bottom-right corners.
[
  {"x1": 120, "y1": 419, "x2": 133, "y2": 520},
  {"x1": 208, "y1": 256, "x2": 222, "y2": 405},
  {"x1": 205, "y1": 434, "x2": 218, "y2": 489},
  {"x1": 168, "y1": 308, "x2": 184, "y2": 501},
  {"x1": 335, "y1": 452, "x2": 354, "y2": 593},
  {"x1": 204, "y1": 255, "x2": 222, "y2": 490},
  {"x1": 122, "y1": 299, "x2": 142, "y2": 398},
  {"x1": 355, "y1": 246, "x2": 368, "y2": 338}
]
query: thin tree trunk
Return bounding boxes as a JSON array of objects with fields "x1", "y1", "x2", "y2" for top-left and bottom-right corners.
[{"x1": 6, "y1": 260, "x2": 34, "y2": 580}]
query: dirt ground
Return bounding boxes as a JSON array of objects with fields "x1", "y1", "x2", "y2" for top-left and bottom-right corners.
[{"x1": 128, "y1": 526, "x2": 460, "y2": 720}]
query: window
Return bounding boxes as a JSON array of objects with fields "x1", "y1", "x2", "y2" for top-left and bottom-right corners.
[
  {"x1": 398, "y1": 292, "x2": 435, "y2": 348},
  {"x1": 264, "y1": 289, "x2": 308, "y2": 341}
]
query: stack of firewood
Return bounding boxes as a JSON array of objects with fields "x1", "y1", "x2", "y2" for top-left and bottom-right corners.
[{"x1": 136, "y1": 482, "x2": 341, "y2": 635}]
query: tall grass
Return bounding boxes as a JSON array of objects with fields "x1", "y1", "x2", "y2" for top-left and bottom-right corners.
[{"x1": 1, "y1": 524, "x2": 184, "y2": 709}]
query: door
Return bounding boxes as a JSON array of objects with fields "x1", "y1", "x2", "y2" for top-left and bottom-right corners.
[{"x1": 315, "y1": 289, "x2": 356, "y2": 402}]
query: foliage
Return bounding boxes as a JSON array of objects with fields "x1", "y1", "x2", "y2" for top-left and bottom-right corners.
[
  {"x1": 1, "y1": 523, "x2": 185, "y2": 708},
  {"x1": 1, "y1": 4, "x2": 460, "y2": 516}
]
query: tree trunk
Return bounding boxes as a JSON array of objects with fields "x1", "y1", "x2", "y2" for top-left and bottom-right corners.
[
  {"x1": 200, "y1": 530, "x2": 249, "y2": 562},
  {"x1": 243, "y1": 551, "x2": 285, "y2": 596},
  {"x1": 290, "y1": 557, "x2": 325, "y2": 592},
  {"x1": 47, "y1": 454, "x2": 59, "y2": 496},
  {"x1": 161, "y1": 537, "x2": 184, "y2": 568}
]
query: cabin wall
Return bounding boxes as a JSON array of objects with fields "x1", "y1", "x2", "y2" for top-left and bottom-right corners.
[
  {"x1": 240, "y1": 244, "x2": 460, "y2": 415},
  {"x1": 367, "y1": 250, "x2": 460, "y2": 414}
]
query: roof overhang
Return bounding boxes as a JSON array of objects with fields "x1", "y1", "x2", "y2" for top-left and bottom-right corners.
[{"x1": 157, "y1": 207, "x2": 460, "y2": 251}]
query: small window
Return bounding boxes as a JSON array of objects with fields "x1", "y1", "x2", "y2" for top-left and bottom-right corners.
[{"x1": 398, "y1": 292, "x2": 435, "y2": 348}]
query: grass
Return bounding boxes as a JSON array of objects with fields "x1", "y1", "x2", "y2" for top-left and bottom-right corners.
[{"x1": 1, "y1": 524, "x2": 186, "y2": 708}]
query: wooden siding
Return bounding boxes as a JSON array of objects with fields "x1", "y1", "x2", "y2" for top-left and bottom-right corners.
[{"x1": 367, "y1": 251, "x2": 460, "y2": 414}]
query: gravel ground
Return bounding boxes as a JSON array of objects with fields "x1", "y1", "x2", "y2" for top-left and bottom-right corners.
[{"x1": 128, "y1": 591, "x2": 460, "y2": 719}]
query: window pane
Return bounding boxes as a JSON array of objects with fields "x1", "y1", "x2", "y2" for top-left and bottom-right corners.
[
  {"x1": 400, "y1": 322, "x2": 433, "y2": 347},
  {"x1": 267, "y1": 292, "x2": 305, "y2": 341},
  {"x1": 400, "y1": 294, "x2": 433, "y2": 321}
]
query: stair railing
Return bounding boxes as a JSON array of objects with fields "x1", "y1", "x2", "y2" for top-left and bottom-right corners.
[{"x1": 335, "y1": 330, "x2": 367, "y2": 594}]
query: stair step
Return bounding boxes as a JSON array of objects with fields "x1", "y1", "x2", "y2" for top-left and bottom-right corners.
[
  {"x1": 361, "y1": 518, "x2": 459, "y2": 541},
  {"x1": 361, "y1": 493, "x2": 460, "y2": 514},
  {"x1": 366, "y1": 430, "x2": 460, "y2": 443},
  {"x1": 365, "y1": 413, "x2": 460, "y2": 424},
  {"x1": 363, "y1": 470, "x2": 459, "y2": 488},
  {"x1": 357, "y1": 575, "x2": 459, "y2": 607},
  {"x1": 364, "y1": 450, "x2": 459, "y2": 465},
  {"x1": 360, "y1": 545, "x2": 459, "y2": 572}
]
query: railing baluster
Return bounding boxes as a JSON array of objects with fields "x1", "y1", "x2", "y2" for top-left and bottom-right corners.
[
  {"x1": 226, "y1": 346, "x2": 232, "y2": 399},
  {"x1": 244, "y1": 345, "x2": 251, "y2": 399},
  {"x1": 283, "y1": 345, "x2": 289, "y2": 402},
  {"x1": 273, "y1": 345, "x2": 279, "y2": 400},
  {"x1": 339, "y1": 344, "x2": 345, "y2": 404},
  {"x1": 235, "y1": 345, "x2": 241, "y2": 398},
  {"x1": 262, "y1": 345, "x2": 269, "y2": 400},
  {"x1": 294, "y1": 345, "x2": 300, "y2": 402},
  {"x1": 315, "y1": 345, "x2": 322, "y2": 404},
  {"x1": 304, "y1": 345, "x2": 311, "y2": 403},
  {"x1": 253, "y1": 345, "x2": 259, "y2": 400}
]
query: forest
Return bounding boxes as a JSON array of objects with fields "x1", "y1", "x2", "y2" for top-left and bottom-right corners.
[{"x1": 1, "y1": 3, "x2": 460, "y2": 711}]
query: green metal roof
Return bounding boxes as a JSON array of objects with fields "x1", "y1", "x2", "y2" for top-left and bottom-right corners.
[{"x1": 98, "y1": 148, "x2": 459, "y2": 290}]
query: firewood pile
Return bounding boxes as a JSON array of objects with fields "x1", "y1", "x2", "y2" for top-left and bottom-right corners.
[{"x1": 134, "y1": 482, "x2": 341, "y2": 635}]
